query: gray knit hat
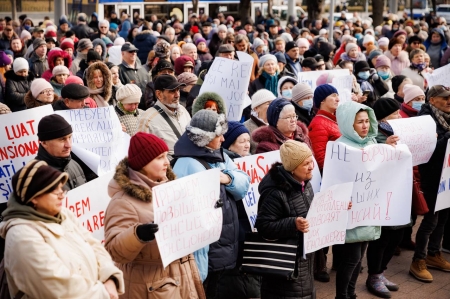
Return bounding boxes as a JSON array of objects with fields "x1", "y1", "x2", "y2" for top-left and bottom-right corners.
[
  {"x1": 77, "y1": 38, "x2": 93, "y2": 52},
  {"x1": 186, "y1": 110, "x2": 228, "y2": 147},
  {"x1": 291, "y1": 83, "x2": 313, "y2": 103}
]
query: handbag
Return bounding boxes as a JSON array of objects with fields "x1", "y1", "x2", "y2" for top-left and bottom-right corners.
[{"x1": 412, "y1": 177, "x2": 429, "y2": 215}]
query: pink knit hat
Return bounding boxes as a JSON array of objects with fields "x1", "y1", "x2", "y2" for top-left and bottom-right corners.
[
  {"x1": 378, "y1": 37, "x2": 389, "y2": 47},
  {"x1": 375, "y1": 55, "x2": 391, "y2": 68},
  {"x1": 403, "y1": 84, "x2": 425, "y2": 104}
]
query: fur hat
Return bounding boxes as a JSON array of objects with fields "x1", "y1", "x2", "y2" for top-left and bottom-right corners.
[
  {"x1": 378, "y1": 37, "x2": 389, "y2": 47},
  {"x1": 192, "y1": 92, "x2": 227, "y2": 116},
  {"x1": 128, "y1": 133, "x2": 169, "y2": 171},
  {"x1": 251, "y1": 89, "x2": 276, "y2": 109},
  {"x1": 186, "y1": 110, "x2": 228, "y2": 147},
  {"x1": 222, "y1": 121, "x2": 250, "y2": 150},
  {"x1": 280, "y1": 140, "x2": 313, "y2": 172},
  {"x1": 116, "y1": 84, "x2": 142, "y2": 104}
]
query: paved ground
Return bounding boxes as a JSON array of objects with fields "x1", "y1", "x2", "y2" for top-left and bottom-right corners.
[{"x1": 316, "y1": 216, "x2": 450, "y2": 299}]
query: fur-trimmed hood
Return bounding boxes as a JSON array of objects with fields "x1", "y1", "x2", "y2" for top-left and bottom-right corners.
[
  {"x1": 47, "y1": 49, "x2": 72, "y2": 70},
  {"x1": 85, "y1": 61, "x2": 112, "y2": 102},
  {"x1": 24, "y1": 91, "x2": 58, "y2": 109},
  {"x1": 110, "y1": 158, "x2": 176, "y2": 203},
  {"x1": 192, "y1": 91, "x2": 227, "y2": 116}
]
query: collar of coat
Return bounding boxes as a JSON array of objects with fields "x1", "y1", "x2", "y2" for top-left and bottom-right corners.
[{"x1": 113, "y1": 158, "x2": 176, "y2": 202}]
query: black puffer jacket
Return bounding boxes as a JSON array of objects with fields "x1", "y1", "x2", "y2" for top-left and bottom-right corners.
[
  {"x1": 255, "y1": 162, "x2": 315, "y2": 299},
  {"x1": 4, "y1": 70, "x2": 34, "y2": 112}
]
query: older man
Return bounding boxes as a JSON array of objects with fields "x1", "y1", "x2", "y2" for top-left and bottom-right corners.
[
  {"x1": 53, "y1": 83, "x2": 90, "y2": 110},
  {"x1": 28, "y1": 38, "x2": 48, "y2": 78},
  {"x1": 138, "y1": 75, "x2": 190, "y2": 159},
  {"x1": 410, "y1": 85, "x2": 450, "y2": 282},
  {"x1": 217, "y1": 44, "x2": 235, "y2": 60},
  {"x1": 182, "y1": 43, "x2": 201, "y2": 73},
  {"x1": 90, "y1": 19, "x2": 115, "y2": 41}
]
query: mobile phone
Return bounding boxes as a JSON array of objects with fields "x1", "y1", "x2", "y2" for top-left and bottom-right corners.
[{"x1": 363, "y1": 90, "x2": 370, "y2": 96}]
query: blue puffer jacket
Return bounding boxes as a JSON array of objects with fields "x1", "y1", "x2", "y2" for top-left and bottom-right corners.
[
  {"x1": 172, "y1": 132, "x2": 250, "y2": 281},
  {"x1": 133, "y1": 30, "x2": 157, "y2": 65}
]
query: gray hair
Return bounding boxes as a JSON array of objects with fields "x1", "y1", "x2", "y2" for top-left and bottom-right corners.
[
  {"x1": 165, "y1": 27, "x2": 175, "y2": 35},
  {"x1": 99, "y1": 19, "x2": 109, "y2": 28}
]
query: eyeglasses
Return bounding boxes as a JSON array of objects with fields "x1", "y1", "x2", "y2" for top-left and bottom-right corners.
[
  {"x1": 412, "y1": 41, "x2": 420, "y2": 45},
  {"x1": 52, "y1": 190, "x2": 68, "y2": 198},
  {"x1": 40, "y1": 89, "x2": 54, "y2": 95},
  {"x1": 280, "y1": 115, "x2": 298, "y2": 121}
]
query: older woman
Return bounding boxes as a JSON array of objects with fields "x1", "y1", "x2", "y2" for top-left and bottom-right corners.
[
  {"x1": 5, "y1": 57, "x2": 33, "y2": 111},
  {"x1": 1, "y1": 160, "x2": 124, "y2": 298},
  {"x1": 256, "y1": 140, "x2": 315, "y2": 299},
  {"x1": 86, "y1": 61, "x2": 112, "y2": 107},
  {"x1": 249, "y1": 54, "x2": 282, "y2": 97},
  {"x1": 253, "y1": 98, "x2": 311, "y2": 154},
  {"x1": 244, "y1": 89, "x2": 276, "y2": 154},
  {"x1": 49, "y1": 66, "x2": 70, "y2": 96},
  {"x1": 401, "y1": 49, "x2": 428, "y2": 90},
  {"x1": 10, "y1": 36, "x2": 26, "y2": 58},
  {"x1": 340, "y1": 43, "x2": 366, "y2": 62},
  {"x1": 104, "y1": 132, "x2": 205, "y2": 299},
  {"x1": 222, "y1": 121, "x2": 251, "y2": 159},
  {"x1": 196, "y1": 38, "x2": 213, "y2": 63},
  {"x1": 291, "y1": 83, "x2": 314, "y2": 126},
  {"x1": 115, "y1": 84, "x2": 143, "y2": 136},
  {"x1": 384, "y1": 37, "x2": 410, "y2": 76},
  {"x1": 401, "y1": 84, "x2": 426, "y2": 118},
  {"x1": 25, "y1": 78, "x2": 58, "y2": 109}
]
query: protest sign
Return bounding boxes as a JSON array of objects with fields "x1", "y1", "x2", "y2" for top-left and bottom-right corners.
[
  {"x1": 199, "y1": 52, "x2": 253, "y2": 121},
  {"x1": 331, "y1": 75, "x2": 353, "y2": 104},
  {"x1": 424, "y1": 64, "x2": 450, "y2": 88},
  {"x1": 297, "y1": 69, "x2": 349, "y2": 93},
  {"x1": 235, "y1": 150, "x2": 322, "y2": 230},
  {"x1": 65, "y1": 172, "x2": 114, "y2": 242},
  {"x1": 321, "y1": 141, "x2": 413, "y2": 229},
  {"x1": 435, "y1": 140, "x2": 450, "y2": 212},
  {"x1": 305, "y1": 182, "x2": 353, "y2": 254},
  {"x1": 153, "y1": 169, "x2": 222, "y2": 268},
  {"x1": 388, "y1": 115, "x2": 436, "y2": 166},
  {"x1": 55, "y1": 107, "x2": 129, "y2": 176},
  {"x1": 0, "y1": 105, "x2": 54, "y2": 203}
]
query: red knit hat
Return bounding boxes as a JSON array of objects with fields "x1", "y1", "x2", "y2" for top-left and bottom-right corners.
[
  {"x1": 60, "y1": 39, "x2": 75, "y2": 51},
  {"x1": 128, "y1": 132, "x2": 169, "y2": 170}
]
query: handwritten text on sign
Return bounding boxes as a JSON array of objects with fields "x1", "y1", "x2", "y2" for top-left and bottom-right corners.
[
  {"x1": 65, "y1": 172, "x2": 114, "y2": 242},
  {"x1": 321, "y1": 141, "x2": 413, "y2": 229},
  {"x1": 435, "y1": 140, "x2": 450, "y2": 212},
  {"x1": 388, "y1": 115, "x2": 436, "y2": 166},
  {"x1": 297, "y1": 69, "x2": 349, "y2": 93},
  {"x1": 199, "y1": 52, "x2": 253, "y2": 121},
  {"x1": 305, "y1": 182, "x2": 352, "y2": 254},
  {"x1": 153, "y1": 169, "x2": 222, "y2": 268},
  {"x1": 0, "y1": 105, "x2": 54, "y2": 203}
]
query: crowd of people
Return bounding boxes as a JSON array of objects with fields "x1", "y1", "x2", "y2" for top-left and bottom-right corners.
[{"x1": 0, "y1": 8, "x2": 449, "y2": 299}]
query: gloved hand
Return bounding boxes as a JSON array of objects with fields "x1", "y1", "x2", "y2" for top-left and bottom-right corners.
[
  {"x1": 369, "y1": 68, "x2": 379, "y2": 81},
  {"x1": 136, "y1": 223, "x2": 159, "y2": 242}
]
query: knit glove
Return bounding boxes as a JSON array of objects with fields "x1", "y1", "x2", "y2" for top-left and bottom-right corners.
[{"x1": 136, "y1": 223, "x2": 159, "y2": 242}]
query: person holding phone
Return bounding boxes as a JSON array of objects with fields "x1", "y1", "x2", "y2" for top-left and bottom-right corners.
[{"x1": 354, "y1": 60, "x2": 389, "y2": 107}]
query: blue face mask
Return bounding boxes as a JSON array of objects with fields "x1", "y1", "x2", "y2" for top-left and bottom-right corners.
[
  {"x1": 302, "y1": 99, "x2": 313, "y2": 111},
  {"x1": 24, "y1": 25, "x2": 30, "y2": 31},
  {"x1": 355, "y1": 33, "x2": 362, "y2": 40},
  {"x1": 358, "y1": 71, "x2": 370, "y2": 80},
  {"x1": 412, "y1": 101, "x2": 424, "y2": 111},
  {"x1": 282, "y1": 89, "x2": 292, "y2": 99},
  {"x1": 378, "y1": 70, "x2": 390, "y2": 80}
]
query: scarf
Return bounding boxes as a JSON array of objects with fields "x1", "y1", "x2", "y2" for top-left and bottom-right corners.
[
  {"x1": 88, "y1": 87, "x2": 109, "y2": 107},
  {"x1": 430, "y1": 104, "x2": 450, "y2": 131},
  {"x1": 411, "y1": 63, "x2": 426, "y2": 72},
  {"x1": 379, "y1": 122, "x2": 394, "y2": 135},
  {"x1": 261, "y1": 71, "x2": 278, "y2": 96},
  {"x1": 2, "y1": 193, "x2": 63, "y2": 224},
  {"x1": 118, "y1": 101, "x2": 137, "y2": 115}
]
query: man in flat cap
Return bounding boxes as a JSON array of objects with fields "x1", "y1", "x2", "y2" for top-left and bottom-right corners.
[{"x1": 53, "y1": 83, "x2": 90, "y2": 110}]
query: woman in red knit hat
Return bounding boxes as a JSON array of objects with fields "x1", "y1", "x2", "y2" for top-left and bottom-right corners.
[{"x1": 104, "y1": 132, "x2": 205, "y2": 299}]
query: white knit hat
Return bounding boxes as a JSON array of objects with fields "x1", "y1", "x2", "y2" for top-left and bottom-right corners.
[
  {"x1": 116, "y1": 84, "x2": 142, "y2": 104},
  {"x1": 258, "y1": 54, "x2": 277, "y2": 68},
  {"x1": 30, "y1": 78, "x2": 53, "y2": 98},
  {"x1": 52, "y1": 65, "x2": 70, "y2": 76},
  {"x1": 363, "y1": 34, "x2": 375, "y2": 46},
  {"x1": 13, "y1": 57, "x2": 29, "y2": 72},
  {"x1": 217, "y1": 24, "x2": 228, "y2": 33},
  {"x1": 296, "y1": 38, "x2": 309, "y2": 48},
  {"x1": 252, "y1": 38, "x2": 265, "y2": 50},
  {"x1": 251, "y1": 89, "x2": 276, "y2": 109},
  {"x1": 403, "y1": 84, "x2": 425, "y2": 104},
  {"x1": 291, "y1": 83, "x2": 313, "y2": 103},
  {"x1": 114, "y1": 37, "x2": 125, "y2": 46},
  {"x1": 378, "y1": 37, "x2": 389, "y2": 47}
]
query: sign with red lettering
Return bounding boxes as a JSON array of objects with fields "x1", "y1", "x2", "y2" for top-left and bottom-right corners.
[
  {"x1": 0, "y1": 105, "x2": 54, "y2": 202},
  {"x1": 65, "y1": 172, "x2": 114, "y2": 241},
  {"x1": 305, "y1": 182, "x2": 353, "y2": 254},
  {"x1": 152, "y1": 169, "x2": 222, "y2": 268},
  {"x1": 321, "y1": 141, "x2": 413, "y2": 229},
  {"x1": 435, "y1": 140, "x2": 450, "y2": 212},
  {"x1": 388, "y1": 115, "x2": 437, "y2": 166}
]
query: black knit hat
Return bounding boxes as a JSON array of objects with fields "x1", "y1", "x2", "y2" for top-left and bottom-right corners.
[
  {"x1": 354, "y1": 60, "x2": 370, "y2": 74},
  {"x1": 372, "y1": 97, "x2": 400, "y2": 120},
  {"x1": 285, "y1": 41, "x2": 298, "y2": 53},
  {"x1": 391, "y1": 75, "x2": 407, "y2": 93},
  {"x1": 87, "y1": 49, "x2": 101, "y2": 63},
  {"x1": 12, "y1": 160, "x2": 68, "y2": 204},
  {"x1": 61, "y1": 83, "x2": 90, "y2": 100},
  {"x1": 37, "y1": 114, "x2": 73, "y2": 141}
]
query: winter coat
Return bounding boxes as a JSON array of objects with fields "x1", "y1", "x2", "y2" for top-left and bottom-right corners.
[
  {"x1": 339, "y1": 52, "x2": 366, "y2": 62},
  {"x1": 104, "y1": 158, "x2": 205, "y2": 299},
  {"x1": 143, "y1": 81, "x2": 156, "y2": 110},
  {"x1": 357, "y1": 75, "x2": 389, "y2": 107},
  {"x1": 35, "y1": 145, "x2": 86, "y2": 190},
  {"x1": 400, "y1": 102, "x2": 419, "y2": 118},
  {"x1": 72, "y1": 23, "x2": 94, "y2": 39},
  {"x1": 118, "y1": 20, "x2": 131, "y2": 39},
  {"x1": 255, "y1": 162, "x2": 314, "y2": 299},
  {"x1": 284, "y1": 54, "x2": 301, "y2": 76},
  {"x1": 308, "y1": 110, "x2": 341, "y2": 170},
  {"x1": 118, "y1": 60, "x2": 150, "y2": 109},
  {"x1": 138, "y1": 100, "x2": 191, "y2": 158},
  {"x1": 0, "y1": 206, "x2": 125, "y2": 299},
  {"x1": 42, "y1": 49, "x2": 72, "y2": 82},
  {"x1": 92, "y1": 38, "x2": 107, "y2": 61},
  {"x1": 197, "y1": 50, "x2": 213, "y2": 63},
  {"x1": 133, "y1": 30, "x2": 157, "y2": 65},
  {"x1": 24, "y1": 90, "x2": 58, "y2": 109},
  {"x1": 86, "y1": 62, "x2": 113, "y2": 106},
  {"x1": 172, "y1": 133, "x2": 250, "y2": 281},
  {"x1": 252, "y1": 121, "x2": 312, "y2": 154},
  {"x1": 424, "y1": 28, "x2": 448, "y2": 69},
  {"x1": 4, "y1": 70, "x2": 34, "y2": 112},
  {"x1": 71, "y1": 52, "x2": 87, "y2": 75},
  {"x1": 248, "y1": 72, "x2": 284, "y2": 97},
  {"x1": 418, "y1": 103, "x2": 450, "y2": 211},
  {"x1": 401, "y1": 66, "x2": 425, "y2": 90},
  {"x1": 383, "y1": 50, "x2": 410, "y2": 76},
  {"x1": 335, "y1": 101, "x2": 382, "y2": 243},
  {"x1": 28, "y1": 52, "x2": 49, "y2": 78},
  {"x1": 114, "y1": 105, "x2": 143, "y2": 136},
  {"x1": 244, "y1": 116, "x2": 267, "y2": 154}
]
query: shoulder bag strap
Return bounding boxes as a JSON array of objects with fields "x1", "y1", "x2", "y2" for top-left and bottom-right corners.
[{"x1": 153, "y1": 105, "x2": 181, "y2": 139}]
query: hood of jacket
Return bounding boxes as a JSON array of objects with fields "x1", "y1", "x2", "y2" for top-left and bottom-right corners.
[
  {"x1": 174, "y1": 132, "x2": 225, "y2": 164},
  {"x1": 4, "y1": 69, "x2": 34, "y2": 81},
  {"x1": 118, "y1": 20, "x2": 131, "y2": 38},
  {"x1": 109, "y1": 157, "x2": 176, "y2": 203},
  {"x1": 191, "y1": 91, "x2": 227, "y2": 116},
  {"x1": 85, "y1": 61, "x2": 112, "y2": 100},
  {"x1": 92, "y1": 38, "x2": 107, "y2": 61},
  {"x1": 424, "y1": 28, "x2": 448, "y2": 50},
  {"x1": 336, "y1": 101, "x2": 378, "y2": 147},
  {"x1": 24, "y1": 91, "x2": 58, "y2": 109},
  {"x1": 277, "y1": 76, "x2": 298, "y2": 98},
  {"x1": 48, "y1": 49, "x2": 72, "y2": 70}
]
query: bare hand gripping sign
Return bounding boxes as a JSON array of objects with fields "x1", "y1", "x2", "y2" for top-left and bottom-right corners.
[
  {"x1": 152, "y1": 169, "x2": 223, "y2": 268},
  {"x1": 321, "y1": 141, "x2": 413, "y2": 229}
]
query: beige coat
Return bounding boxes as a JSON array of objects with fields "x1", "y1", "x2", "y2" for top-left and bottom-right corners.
[
  {"x1": 0, "y1": 208, "x2": 124, "y2": 299},
  {"x1": 137, "y1": 100, "x2": 191, "y2": 159},
  {"x1": 104, "y1": 158, "x2": 205, "y2": 299}
]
